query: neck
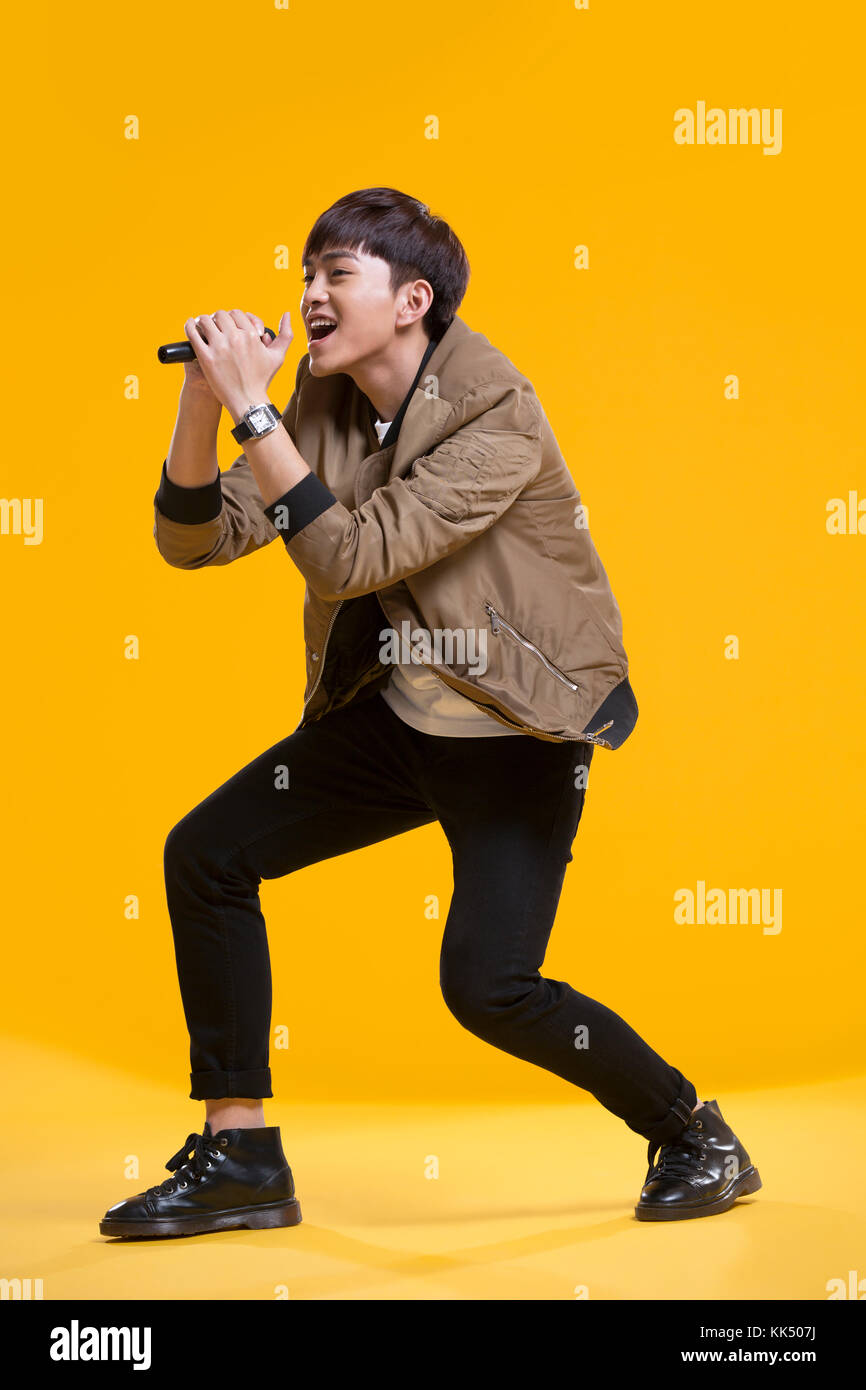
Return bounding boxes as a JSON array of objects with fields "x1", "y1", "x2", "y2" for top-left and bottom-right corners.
[{"x1": 348, "y1": 325, "x2": 432, "y2": 423}]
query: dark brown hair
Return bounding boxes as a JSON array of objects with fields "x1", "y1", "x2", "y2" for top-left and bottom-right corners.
[{"x1": 302, "y1": 187, "x2": 470, "y2": 341}]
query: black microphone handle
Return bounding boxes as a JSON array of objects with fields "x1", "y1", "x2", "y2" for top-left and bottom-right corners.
[{"x1": 157, "y1": 328, "x2": 278, "y2": 364}]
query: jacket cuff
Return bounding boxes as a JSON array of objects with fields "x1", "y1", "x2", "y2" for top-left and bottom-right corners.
[
  {"x1": 263, "y1": 471, "x2": 338, "y2": 543},
  {"x1": 154, "y1": 458, "x2": 223, "y2": 524}
]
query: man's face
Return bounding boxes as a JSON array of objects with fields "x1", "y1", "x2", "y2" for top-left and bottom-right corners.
[{"x1": 300, "y1": 245, "x2": 418, "y2": 375}]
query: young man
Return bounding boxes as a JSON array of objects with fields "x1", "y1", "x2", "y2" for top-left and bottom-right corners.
[{"x1": 100, "y1": 187, "x2": 760, "y2": 1239}]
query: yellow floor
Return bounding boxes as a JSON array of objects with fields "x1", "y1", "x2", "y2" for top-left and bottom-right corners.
[{"x1": 3, "y1": 1037, "x2": 863, "y2": 1301}]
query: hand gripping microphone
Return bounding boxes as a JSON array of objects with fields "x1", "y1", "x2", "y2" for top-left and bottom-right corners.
[{"x1": 157, "y1": 327, "x2": 278, "y2": 364}]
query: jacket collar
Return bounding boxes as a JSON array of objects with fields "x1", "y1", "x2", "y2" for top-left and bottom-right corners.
[
  {"x1": 313, "y1": 314, "x2": 490, "y2": 455},
  {"x1": 366, "y1": 330, "x2": 441, "y2": 452}
]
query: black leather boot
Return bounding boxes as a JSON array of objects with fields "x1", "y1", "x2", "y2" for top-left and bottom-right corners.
[
  {"x1": 634, "y1": 1098, "x2": 761, "y2": 1221},
  {"x1": 99, "y1": 1121, "x2": 302, "y2": 1238}
]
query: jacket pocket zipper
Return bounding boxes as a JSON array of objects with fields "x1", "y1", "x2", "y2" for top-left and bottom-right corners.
[{"x1": 484, "y1": 602, "x2": 581, "y2": 692}]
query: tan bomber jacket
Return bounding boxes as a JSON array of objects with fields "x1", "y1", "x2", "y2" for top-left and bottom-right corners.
[{"x1": 153, "y1": 314, "x2": 638, "y2": 749}]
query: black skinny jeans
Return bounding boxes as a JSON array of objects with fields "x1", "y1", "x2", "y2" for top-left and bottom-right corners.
[{"x1": 163, "y1": 688, "x2": 697, "y2": 1146}]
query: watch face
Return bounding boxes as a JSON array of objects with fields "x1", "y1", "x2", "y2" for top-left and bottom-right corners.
[{"x1": 249, "y1": 407, "x2": 271, "y2": 434}]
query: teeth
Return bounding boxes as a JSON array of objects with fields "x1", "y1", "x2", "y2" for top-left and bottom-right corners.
[{"x1": 310, "y1": 319, "x2": 335, "y2": 329}]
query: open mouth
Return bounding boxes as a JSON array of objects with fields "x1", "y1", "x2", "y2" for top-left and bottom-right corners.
[{"x1": 308, "y1": 320, "x2": 338, "y2": 343}]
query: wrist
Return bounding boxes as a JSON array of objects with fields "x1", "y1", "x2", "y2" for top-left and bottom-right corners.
[
  {"x1": 180, "y1": 381, "x2": 223, "y2": 416},
  {"x1": 226, "y1": 388, "x2": 271, "y2": 427}
]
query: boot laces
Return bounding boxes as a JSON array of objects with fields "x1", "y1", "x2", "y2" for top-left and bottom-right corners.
[
  {"x1": 645, "y1": 1125, "x2": 708, "y2": 1186},
  {"x1": 144, "y1": 1130, "x2": 221, "y2": 1199}
]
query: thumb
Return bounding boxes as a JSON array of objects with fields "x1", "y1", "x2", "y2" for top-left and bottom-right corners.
[{"x1": 262, "y1": 312, "x2": 292, "y2": 347}]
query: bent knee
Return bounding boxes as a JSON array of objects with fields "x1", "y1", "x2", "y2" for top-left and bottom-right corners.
[
  {"x1": 441, "y1": 969, "x2": 525, "y2": 1031},
  {"x1": 163, "y1": 809, "x2": 214, "y2": 875}
]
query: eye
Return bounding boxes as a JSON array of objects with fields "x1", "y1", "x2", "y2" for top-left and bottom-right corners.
[{"x1": 301, "y1": 269, "x2": 349, "y2": 283}]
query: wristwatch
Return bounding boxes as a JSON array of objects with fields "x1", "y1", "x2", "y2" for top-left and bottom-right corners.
[{"x1": 231, "y1": 400, "x2": 283, "y2": 444}]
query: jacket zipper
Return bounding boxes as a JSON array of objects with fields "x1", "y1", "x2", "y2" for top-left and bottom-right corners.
[
  {"x1": 302, "y1": 598, "x2": 344, "y2": 711},
  {"x1": 484, "y1": 602, "x2": 581, "y2": 692},
  {"x1": 426, "y1": 665, "x2": 614, "y2": 745}
]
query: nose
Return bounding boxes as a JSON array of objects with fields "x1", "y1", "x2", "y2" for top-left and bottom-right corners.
[{"x1": 301, "y1": 273, "x2": 329, "y2": 314}]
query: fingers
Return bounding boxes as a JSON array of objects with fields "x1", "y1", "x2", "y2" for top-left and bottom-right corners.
[
  {"x1": 217, "y1": 310, "x2": 265, "y2": 334},
  {"x1": 222, "y1": 309, "x2": 260, "y2": 332},
  {"x1": 208, "y1": 309, "x2": 270, "y2": 336},
  {"x1": 187, "y1": 311, "x2": 275, "y2": 343},
  {"x1": 185, "y1": 315, "x2": 208, "y2": 344}
]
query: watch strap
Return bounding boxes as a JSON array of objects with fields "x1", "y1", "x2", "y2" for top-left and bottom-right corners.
[{"x1": 231, "y1": 401, "x2": 282, "y2": 444}]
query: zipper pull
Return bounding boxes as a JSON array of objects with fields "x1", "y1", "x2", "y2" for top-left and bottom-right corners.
[
  {"x1": 484, "y1": 603, "x2": 501, "y2": 635},
  {"x1": 583, "y1": 719, "x2": 614, "y2": 743}
]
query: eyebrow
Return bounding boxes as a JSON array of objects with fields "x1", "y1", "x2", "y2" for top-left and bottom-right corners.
[{"x1": 302, "y1": 249, "x2": 360, "y2": 267}]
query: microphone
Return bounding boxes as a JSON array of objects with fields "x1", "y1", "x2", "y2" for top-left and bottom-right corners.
[{"x1": 157, "y1": 327, "x2": 278, "y2": 364}]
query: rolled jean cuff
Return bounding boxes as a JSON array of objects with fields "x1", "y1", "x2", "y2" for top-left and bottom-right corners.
[
  {"x1": 188, "y1": 1068, "x2": 273, "y2": 1100},
  {"x1": 645, "y1": 1072, "x2": 699, "y2": 1146}
]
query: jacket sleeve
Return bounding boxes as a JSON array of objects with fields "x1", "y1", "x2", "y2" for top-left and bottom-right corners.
[
  {"x1": 261, "y1": 381, "x2": 544, "y2": 602},
  {"x1": 152, "y1": 357, "x2": 303, "y2": 569}
]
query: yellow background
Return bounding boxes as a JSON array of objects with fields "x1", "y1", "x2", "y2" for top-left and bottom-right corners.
[{"x1": 3, "y1": 0, "x2": 864, "y2": 1114}]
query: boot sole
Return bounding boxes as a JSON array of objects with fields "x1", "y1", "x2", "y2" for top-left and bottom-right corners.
[
  {"x1": 99, "y1": 1197, "x2": 302, "y2": 1239},
  {"x1": 634, "y1": 1165, "x2": 762, "y2": 1222}
]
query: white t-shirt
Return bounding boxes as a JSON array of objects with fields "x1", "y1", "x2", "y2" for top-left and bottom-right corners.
[{"x1": 372, "y1": 417, "x2": 524, "y2": 737}]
